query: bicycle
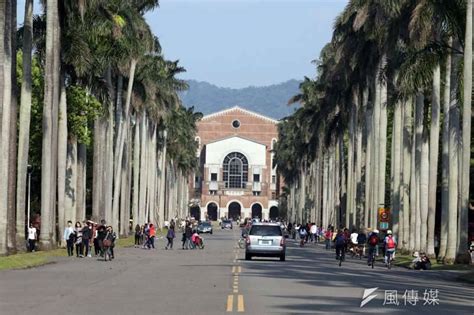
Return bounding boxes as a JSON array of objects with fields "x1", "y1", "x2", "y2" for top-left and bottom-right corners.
[
  {"x1": 386, "y1": 250, "x2": 394, "y2": 270},
  {"x1": 336, "y1": 246, "x2": 345, "y2": 267}
]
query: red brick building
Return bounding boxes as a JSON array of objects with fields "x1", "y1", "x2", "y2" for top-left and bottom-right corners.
[{"x1": 189, "y1": 106, "x2": 282, "y2": 221}]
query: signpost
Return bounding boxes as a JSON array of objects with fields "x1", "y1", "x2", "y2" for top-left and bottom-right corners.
[{"x1": 378, "y1": 207, "x2": 391, "y2": 231}]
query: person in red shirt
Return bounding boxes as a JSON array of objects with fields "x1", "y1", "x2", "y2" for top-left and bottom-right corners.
[{"x1": 147, "y1": 224, "x2": 156, "y2": 249}]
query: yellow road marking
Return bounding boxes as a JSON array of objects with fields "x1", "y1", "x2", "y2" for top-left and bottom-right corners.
[
  {"x1": 237, "y1": 295, "x2": 245, "y2": 312},
  {"x1": 232, "y1": 266, "x2": 236, "y2": 273},
  {"x1": 237, "y1": 266, "x2": 241, "y2": 273},
  {"x1": 226, "y1": 295, "x2": 234, "y2": 312},
  {"x1": 233, "y1": 289, "x2": 238, "y2": 293}
]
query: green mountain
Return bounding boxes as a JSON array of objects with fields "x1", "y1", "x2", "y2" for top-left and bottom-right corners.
[{"x1": 179, "y1": 79, "x2": 301, "y2": 120}]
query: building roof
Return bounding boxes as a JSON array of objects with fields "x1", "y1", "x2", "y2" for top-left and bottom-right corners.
[
  {"x1": 205, "y1": 135, "x2": 267, "y2": 147},
  {"x1": 201, "y1": 106, "x2": 279, "y2": 124}
]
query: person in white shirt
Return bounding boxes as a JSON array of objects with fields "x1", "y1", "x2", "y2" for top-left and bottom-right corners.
[
  {"x1": 310, "y1": 224, "x2": 318, "y2": 243},
  {"x1": 350, "y1": 230, "x2": 359, "y2": 245},
  {"x1": 28, "y1": 224, "x2": 37, "y2": 252},
  {"x1": 63, "y1": 220, "x2": 75, "y2": 257}
]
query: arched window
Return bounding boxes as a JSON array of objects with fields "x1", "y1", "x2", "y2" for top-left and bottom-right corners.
[{"x1": 223, "y1": 152, "x2": 248, "y2": 188}]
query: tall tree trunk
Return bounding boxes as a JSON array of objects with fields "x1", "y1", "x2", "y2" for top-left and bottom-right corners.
[
  {"x1": 420, "y1": 130, "x2": 430, "y2": 252},
  {"x1": 158, "y1": 130, "x2": 167, "y2": 226},
  {"x1": 427, "y1": 64, "x2": 441, "y2": 257},
  {"x1": 401, "y1": 98, "x2": 413, "y2": 250},
  {"x1": 371, "y1": 77, "x2": 381, "y2": 229},
  {"x1": 112, "y1": 60, "x2": 136, "y2": 227},
  {"x1": 378, "y1": 74, "x2": 388, "y2": 224},
  {"x1": 57, "y1": 82, "x2": 67, "y2": 246},
  {"x1": 439, "y1": 41, "x2": 452, "y2": 259},
  {"x1": 39, "y1": 0, "x2": 58, "y2": 250},
  {"x1": 15, "y1": 0, "x2": 33, "y2": 249},
  {"x1": 445, "y1": 40, "x2": 462, "y2": 263},
  {"x1": 138, "y1": 115, "x2": 148, "y2": 224},
  {"x1": 132, "y1": 120, "x2": 140, "y2": 226},
  {"x1": 7, "y1": 0, "x2": 17, "y2": 253},
  {"x1": 65, "y1": 136, "x2": 77, "y2": 226},
  {"x1": 92, "y1": 120, "x2": 103, "y2": 221},
  {"x1": 414, "y1": 93, "x2": 424, "y2": 251},
  {"x1": 459, "y1": 0, "x2": 472, "y2": 255},
  {"x1": 364, "y1": 104, "x2": 372, "y2": 230},
  {"x1": 76, "y1": 143, "x2": 86, "y2": 221},
  {"x1": 105, "y1": 67, "x2": 114, "y2": 226},
  {"x1": 392, "y1": 98, "x2": 402, "y2": 239}
]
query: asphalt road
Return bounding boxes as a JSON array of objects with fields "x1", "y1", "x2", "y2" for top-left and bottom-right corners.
[{"x1": 0, "y1": 228, "x2": 473, "y2": 315}]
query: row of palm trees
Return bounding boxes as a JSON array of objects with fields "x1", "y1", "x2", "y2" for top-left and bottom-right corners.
[
  {"x1": 0, "y1": 0, "x2": 200, "y2": 255},
  {"x1": 275, "y1": 0, "x2": 472, "y2": 263}
]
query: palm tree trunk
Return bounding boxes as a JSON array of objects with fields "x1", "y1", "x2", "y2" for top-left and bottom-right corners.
[
  {"x1": 138, "y1": 115, "x2": 148, "y2": 224},
  {"x1": 414, "y1": 93, "x2": 424, "y2": 251},
  {"x1": 364, "y1": 105, "x2": 372, "y2": 230},
  {"x1": 158, "y1": 130, "x2": 167, "y2": 226},
  {"x1": 112, "y1": 59, "x2": 136, "y2": 227},
  {"x1": 378, "y1": 77, "x2": 388, "y2": 222},
  {"x1": 15, "y1": 0, "x2": 33, "y2": 249},
  {"x1": 92, "y1": 120, "x2": 103, "y2": 221},
  {"x1": 132, "y1": 120, "x2": 140, "y2": 226},
  {"x1": 459, "y1": 0, "x2": 472, "y2": 255},
  {"x1": 120, "y1": 139, "x2": 129, "y2": 237},
  {"x1": 409, "y1": 107, "x2": 417, "y2": 252},
  {"x1": 392, "y1": 98, "x2": 402, "y2": 239},
  {"x1": 39, "y1": 0, "x2": 58, "y2": 250},
  {"x1": 76, "y1": 143, "x2": 86, "y2": 221},
  {"x1": 7, "y1": 0, "x2": 18, "y2": 253},
  {"x1": 65, "y1": 135, "x2": 77, "y2": 226},
  {"x1": 371, "y1": 77, "x2": 381, "y2": 229},
  {"x1": 57, "y1": 82, "x2": 67, "y2": 246},
  {"x1": 402, "y1": 97, "x2": 413, "y2": 250},
  {"x1": 427, "y1": 64, "x2": 441, "y2": 257},
  {"x1": 439, "y1": 41, "x2": 452, "y2": 260},
  {"x1": 420, "y1": 130, "x2": 430, "y2": 252},
  {"x1": 445, "y1": 40, "x2": 462, "y2": 263}
]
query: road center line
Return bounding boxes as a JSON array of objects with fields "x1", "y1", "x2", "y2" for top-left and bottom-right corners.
[
  {"x1": 237, "y1": 295, "x2": 245, "y2": 312},
  {"x1": 226, "y1": 295, "x2": 234, "y2": 312}
]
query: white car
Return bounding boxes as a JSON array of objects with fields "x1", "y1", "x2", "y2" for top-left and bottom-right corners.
[{"x1": 245, "y1": 223, "x2": 286, "y2": 261}]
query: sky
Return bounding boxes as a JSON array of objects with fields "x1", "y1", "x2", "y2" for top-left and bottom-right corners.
[{"x1": 17, "y1": 0, "x2": 348, "y2": 89}]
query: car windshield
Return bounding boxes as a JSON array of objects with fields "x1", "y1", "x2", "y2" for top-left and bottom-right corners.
[
  {"x1": 249, "y1": 225, "x2": 282, "y2": 236},
  {"x1": 200, "y1": 223, "x2": 211, "y2": 227},
  {"x1": 223, "y1": 220, "x2": 231, "y2": 224}
]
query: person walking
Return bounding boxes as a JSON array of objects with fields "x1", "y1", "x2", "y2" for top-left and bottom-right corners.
[
  {"x1": 148, "y1": 224, "x2": 156, "y2": 249},
  {"x1": 134, "y1": 224, "x2": 141, "y2": 247},
  {"x1": 27, "y1": 224, "x2": 37, "y2": 252},
  {"x1": 63, "y1": 220, "x2": 75, "y2": 256},
  {"x1": 82, "y1": 222, "x2": 92, "y2": 257},
  {"x1": 324, "y1": 227, "x2": 333, "y2": 250},
  {"x1": 74, "y1": 222, "x2": 84, "y2": 257},
  {"x1": 184, "y1": 223, "x2": 193, "y2": 249},
  {"x1": 165, "y1": 226, "x2": 175, "y2": 249}
]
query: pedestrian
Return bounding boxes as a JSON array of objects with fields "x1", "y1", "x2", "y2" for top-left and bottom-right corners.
[
  {"x1": 310, "y1": 223, "x2": 317, "y2": 243},
  {"x1": 93, "y1": 223, "x2": 100, "y2": 256},
  {"x1": 184, "y1": 222, "x2": 193, "y2": 249},
  {"x1": 143, "y1": 223, "x2": 150, "y2": 249},
  {"x1": 134, "y1": 224, "x2": 141, "y2": 247},
  {"x1": 324, "y1": 227, "x2": 333, "y2": 250},
  {"x1": 106, "y1": 226, "x2": 117, "y2": 259},
  {"x1": 165, "y1": 226, "x2": 175, "y2": 250},
  {"x1": 74, "y1": 221, "x2": 84, "y2": 257},
  {"x1": 147, "y1": 224, "x2": 156, "y2": 249},
  {"x1": 97, "y1": 220, "x2": 107, "y2": 256},
  {"x1": 28, "y1": 223, "x2": 37, "y2": 252},
  {"x1": 82, "y1": 221, "x2": 92, "y2": 257},
  {"x1": 63, "y1": 220, "x2": 75, "y2": 256}
]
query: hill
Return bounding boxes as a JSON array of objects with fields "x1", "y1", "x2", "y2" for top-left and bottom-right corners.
[{"x1": 179, "y1": 79, "x2": 301, "y2": 120}]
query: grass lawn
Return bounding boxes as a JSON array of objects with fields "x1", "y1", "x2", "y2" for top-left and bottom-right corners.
[{"x1": 0, "y1": 236, "x2": 136, "y2": 271}]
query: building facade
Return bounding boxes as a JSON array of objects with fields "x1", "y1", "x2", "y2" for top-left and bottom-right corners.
[{"x1": 189, "y1": 106, "x2": 282, "y2": 221}]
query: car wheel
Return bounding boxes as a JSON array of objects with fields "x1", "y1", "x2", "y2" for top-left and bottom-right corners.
[
  {"x1": 245, "y1": 253, "x2": 252, "y2": 260},
  {"x1": 280, "y1": 254, "x2": 286, "y2": 262},
  {"x1": 210, "y1": 231, "x2": 213, "y2": 235}
]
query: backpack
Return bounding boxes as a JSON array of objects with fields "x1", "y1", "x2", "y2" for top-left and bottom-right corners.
[
  {"x1": 386, "y1": 236, "x2": 395, "y2": 249},
  {"x1": 335, "y1": 234, "x2": 345, "y2": 245},
  {"x1": 369, "y1": 234, "x2": 378, "y2": 246}
]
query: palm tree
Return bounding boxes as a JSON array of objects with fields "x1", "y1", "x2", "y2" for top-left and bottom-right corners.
[{"x1": 15, "y1": 0, "x2": 34, "y2": 250}]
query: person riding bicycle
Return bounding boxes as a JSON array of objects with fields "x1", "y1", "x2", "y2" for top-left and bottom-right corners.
[
  {"x1": 384, "y1": 230, "x2": 397, "y2": 265},
  {"x1": 299, "y1": 225, "x2": 308, "y2": 246},
  {"x1": 349, "y1": 229, "x2": 358, "y2": 252},
  {"x1": 334, "y1": 230, "x2": 347, "y2": 261},
  {"x1": 367, "y1": 229, "x2": 379, "y2": 266}
]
